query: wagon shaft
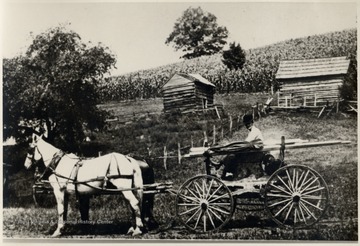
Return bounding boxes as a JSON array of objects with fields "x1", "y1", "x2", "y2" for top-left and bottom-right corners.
[
  {"x1": 32, "y1": 181, "x2": 173, "y2": 206},
  {"x1": 143, "y1": 182, "x2": 173, "y2": 194}
]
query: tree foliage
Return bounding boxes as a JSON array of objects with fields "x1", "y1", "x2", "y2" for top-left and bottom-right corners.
[
  {"x1": 222, "y1": 42, "x2": 246, "y2": 70},
  {"x1": 3, "y1": 25, "x2": 116, "y2": 152},
  {"x1": 340, "y1": 46, "x2": 357, "y2": 100},
  {"x1": 165, "y1": 7, "x2": 228, "y2": 59}
]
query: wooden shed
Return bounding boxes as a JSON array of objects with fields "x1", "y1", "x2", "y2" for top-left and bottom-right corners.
[
  {"x1": 162, "y1": 73, "x2": 216, "y2": 114},
  {"x1": 276, "y1": 56, "x2": 350, "y2": 107}
]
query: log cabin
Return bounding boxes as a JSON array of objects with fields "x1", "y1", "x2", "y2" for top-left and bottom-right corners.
[
  {"x1": 276, "y1": 56, "x2": 350, "y2": 107},
  {"x1": 162, "y1": 73, "x2": 216, "y2": 114}
]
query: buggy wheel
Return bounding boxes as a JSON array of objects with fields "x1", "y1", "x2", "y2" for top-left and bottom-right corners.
[
  {"x1": 176, "y1": 175, "x2": 234, "y2": 233},
  {"x1": 264, "y1": 164, "x2": 329, "y2": 229}
]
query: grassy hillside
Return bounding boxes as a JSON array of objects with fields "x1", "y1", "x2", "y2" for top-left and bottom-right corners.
[{"x1": 98, "y1": 29, "x2": 357, "y2": 101}]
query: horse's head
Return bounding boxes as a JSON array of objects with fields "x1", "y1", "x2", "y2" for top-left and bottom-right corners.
[{"x1": 24, "y1": 133, "x2": 43, "y2": 170}]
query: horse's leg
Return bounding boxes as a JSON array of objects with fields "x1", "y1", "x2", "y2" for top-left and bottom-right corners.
[
  {"x1": 78, "y1": 194, "x2": 91, "y2": 234},
  {"x1": 63, "y1": 192, "x2": 69, "y2": 222},
  {"x1": 142, "y1": 194, "x2": 157, "y2": 228},
  {"x1": 141, "y1": 166, "x2": 158, "y2": 230},
  {"x1": 78, "y1": 194, "x2": 90, "y2": 221},
  {"x1": 51, "y1": 187, "x2": 67, "y2": 237},
  {"x1": 122, "y1": 190, "x2": 143, "y2": 236}
]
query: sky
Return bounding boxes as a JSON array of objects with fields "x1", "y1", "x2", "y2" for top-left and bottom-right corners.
[{"x1": 1, "y1": 1, "x2": 357, "y2": 76}]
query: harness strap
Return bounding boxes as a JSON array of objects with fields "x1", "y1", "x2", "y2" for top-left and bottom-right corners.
[
  {"x1": 37, "y1": 150, "x2": 66, "y2": 181},
  {"x1": 125, "y1": 155, "x2": 136, "y2": 187},
  {"x1": 65, "y1": 160, "x2": 83, "y2": 195},
  {"x1": 101, "y1": 154, "x2": 134, "y2": 189},
  {"x1": 103, "y1": 155, "x2": 113, "y2": 189},
  {"x1": 114, "y1": 154, "x2": 122, "y2": 176},
  {"x1": 45, "y1": 153, "x2": 134, "y2": 191},
  {"x1": 52, "y1": 173, "x2": 134, "y2": 184},
  {"x1": 49, "y1": 151, "x2": 66, "y2": 170}
]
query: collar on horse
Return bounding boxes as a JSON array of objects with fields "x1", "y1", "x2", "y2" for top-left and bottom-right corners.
[{"x1": 36, "y1": 150, "x2": 66, "y2": 181}]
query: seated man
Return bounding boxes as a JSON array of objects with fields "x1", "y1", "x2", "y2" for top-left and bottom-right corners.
[
  {"x1": 243, "y1": 114, "x2": 264, "y2": 149},
  {"x1": 218, "y1": 114, "x2": 265, "y2": 180}
]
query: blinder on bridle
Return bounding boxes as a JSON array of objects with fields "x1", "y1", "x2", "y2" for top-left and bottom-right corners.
[{"x1": 25, "y1": 144, "x2": 41, "y2": 169}]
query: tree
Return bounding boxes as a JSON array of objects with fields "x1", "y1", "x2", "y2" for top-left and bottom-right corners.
[
  {"x1": 3, "y1": 25, "x2": 116, "y2": 152},
  {"x1": 222, "y1": 42, "x2": 246, "y2": 70},
  {"x1": 165, "y1": 7, "x2": 228, "y2": 59},
  {"x1": 340, "y1": 49, "x2": 357, "y2": 101}
]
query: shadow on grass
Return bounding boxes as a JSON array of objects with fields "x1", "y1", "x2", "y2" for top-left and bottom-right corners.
[
  {"x1": 59, "y1": 221, "x2": 133, "y2": 236},
  {"x1": 223, "y1": 216, "x2": 278, "y2": 230}
]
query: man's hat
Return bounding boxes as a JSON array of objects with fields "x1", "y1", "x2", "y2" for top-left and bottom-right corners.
[{"x1": 242, "y1": 114, "x2": 253, "y2": 124}]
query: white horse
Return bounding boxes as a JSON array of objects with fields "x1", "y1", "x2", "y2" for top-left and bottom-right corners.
[{"x1": 24, "y1": 133, "x2": 153, "y2": 237}]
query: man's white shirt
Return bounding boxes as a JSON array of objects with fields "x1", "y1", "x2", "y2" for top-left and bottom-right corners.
[{"x1": 245, "y1": 126, "x2": 264, "y2": 148}]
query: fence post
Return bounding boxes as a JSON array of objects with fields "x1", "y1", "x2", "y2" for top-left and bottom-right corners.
[
  {"x1": 163, "y1": 146, "x2": 167, "y2": 170},
  {"x1": 203, "y1": 131, "x2": 208, "y2": 147},
  {"x1": 178, "y1": 142, "x2": 182, "y2": 165},
  {"x1": 314, "y1": 94, "x2": 317, "y2": 106},
  {"x1": 215, "y1": 106, "x2": 221, "y2": 119},
  {"x1": 229, "y1": 115, "x2": 233, "y2": 136},
  {"x1": 277, "y1": 91, "x2": 280, "y2": 106},
  {"x1": 256, "y1": 102, "x2": 261, "y2": 120},
  {"x1": 213, "y1": 125, "x2": 216, "y2": 146},
  {"x1": 191, "y1": 135, "x2": 194, "y2": 148}
]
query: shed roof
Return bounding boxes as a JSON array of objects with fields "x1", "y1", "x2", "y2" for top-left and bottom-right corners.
[
  {"x1": 276, "y1": 56, "x2": 350, "y2": 79},
  {"x1": 162, "y1": 73, "x2": 215, "y2": 89}
]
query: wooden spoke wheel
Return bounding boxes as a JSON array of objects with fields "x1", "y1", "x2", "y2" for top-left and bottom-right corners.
[
  {"x1": 176, "y1": 175, "x2": 234, "y2": 233},
  {"x1": 264, "y1": 164, "x2": 329, "y2": 229}
]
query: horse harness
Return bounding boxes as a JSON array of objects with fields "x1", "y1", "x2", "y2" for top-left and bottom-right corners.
[{"x1": 37, "y1": 151, "x2": 136, "y2": 193}]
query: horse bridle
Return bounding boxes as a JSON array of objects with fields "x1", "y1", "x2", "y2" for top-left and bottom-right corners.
[
  {"x1": 26, "y1": 145, "x2": 37, "y2": 167},
  {"x1": 27, "y1": 144, "x2": 64, "y2": 182}
]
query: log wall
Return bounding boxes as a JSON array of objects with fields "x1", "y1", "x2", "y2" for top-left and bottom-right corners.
[
  {"x1": 163, "y1": 82, "x2": 215, "y2": 113},
  {"x1": 163, "y1": 82, "x2": 196, "y2": 112},
  {"x1": 277, "y1": 75, "x2": 343, "y2": 107}
]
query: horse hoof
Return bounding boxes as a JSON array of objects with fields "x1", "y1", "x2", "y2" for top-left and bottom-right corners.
[
  {"x1": 51, "y1": 231, "x2": 61, "y2": 238},
  {"x1": 146, "y1": 218, "x2": 159, "y2": 230},
  {"x1": 131, "y1": 227, "x2": 142, "y2": 236},
  {"x1": 127, "y1": 227, "x2": 135, "y2": 235}
]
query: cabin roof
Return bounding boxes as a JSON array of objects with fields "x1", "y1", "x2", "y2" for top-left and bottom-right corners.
[
  {"x1": 162, "y1": 73, "x2": 215, "y2": 89},
  {"x1": 276, "y1": 56, "x2": 350, "y2": 80}
]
